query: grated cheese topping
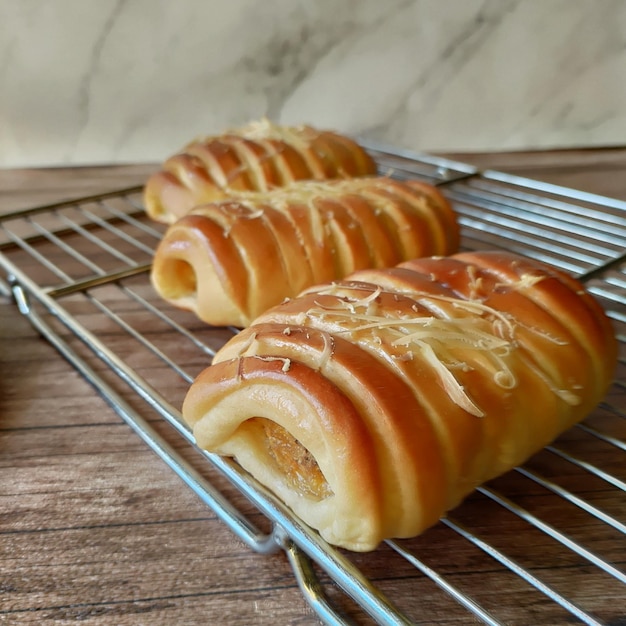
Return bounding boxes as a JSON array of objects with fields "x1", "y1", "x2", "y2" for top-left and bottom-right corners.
[
  {"x1": 235, "y1": 118, "x2": 313, "y2": 149},
  {"x1": 496, "y1": 272, "x2": 546, "y2": 291},
  {"x1": 227, "y1": 264, "x2": 579, "y2": 415},
  {"x1": 299, "y1": 276, "x2": 576, "y2": 415},
  {"x1": 317, "y1": 331, "x2": 335, "y2": 371},
  {"x1": 253, "y1": 355, "x2": 292, "y2": 372}
]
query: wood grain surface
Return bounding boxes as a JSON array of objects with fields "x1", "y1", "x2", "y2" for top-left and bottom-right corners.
[{"x1": 1, "y1": 148, "x2": 625, "y2": 626}]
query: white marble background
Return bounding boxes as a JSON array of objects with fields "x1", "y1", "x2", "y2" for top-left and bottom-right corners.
[{"x1": 1, "y1": 0, "x2": 625, "y2": 168}]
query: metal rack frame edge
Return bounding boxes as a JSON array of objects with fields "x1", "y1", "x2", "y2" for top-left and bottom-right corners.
[{"x1": 1, "y1": 148, "x2": 625, "y2": 626}]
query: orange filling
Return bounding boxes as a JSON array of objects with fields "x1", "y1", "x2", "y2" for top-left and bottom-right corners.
[{"x1": 252, "y1": 418, "x2": 333, "y2": 500}]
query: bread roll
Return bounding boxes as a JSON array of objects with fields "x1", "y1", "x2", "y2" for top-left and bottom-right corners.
[
  {"x1": 182, "y1": 251, "x2": 617, "y2": 551},
  {"x1": 150, "y1": 176, "x2": 459, "y2": 327},
  {"x1": 144, "y1": 119, "x2": 378, "y2": 223}
]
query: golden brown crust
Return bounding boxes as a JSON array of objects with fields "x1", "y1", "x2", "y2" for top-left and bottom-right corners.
[
  {"x1": 182, "y1": 251, "x2": 617, "y2": 550},
  {"x1": 150, "y1": 177, "x2": 459, "y2": 327},
  {"x1": 143, "y1": 120, "x2": 378, "y2": 223},
  {"x1": 185, "y1": 353, "x2": 385, "y2": 546}
]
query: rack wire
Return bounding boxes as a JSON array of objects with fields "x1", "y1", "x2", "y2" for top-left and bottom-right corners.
[{"x1": 1, "y1": 147, "x2": 625, "y2": 625}]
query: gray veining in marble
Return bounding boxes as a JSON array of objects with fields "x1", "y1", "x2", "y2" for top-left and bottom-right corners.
[{"x1": 1, "y1": 0, "x2": 625, "y2": 167}]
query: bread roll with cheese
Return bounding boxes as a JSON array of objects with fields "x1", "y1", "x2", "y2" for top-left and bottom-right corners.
[
  {"x1": 182, "y1": 251, "x2": 617, "y2": 551},
  {"x1": 150, "y1": 176, "x2": 459, "y2": 327},
  {"x1": 144, "y1": 119, "x2": 377, "y2": 223}
]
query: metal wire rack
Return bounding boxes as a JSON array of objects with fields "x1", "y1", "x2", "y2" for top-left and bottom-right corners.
[{"x1": 1, "y1": 147, "x2": 625, "y2": 625}]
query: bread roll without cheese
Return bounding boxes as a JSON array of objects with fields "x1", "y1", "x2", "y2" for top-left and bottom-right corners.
[
  {"x1": 150, "y1": 176, "x2": 459, "y2": 327},
  {"x1": 182, "y1": 251, "x2": 617, "y2": 551},
  {"x1": 144, "y1": 119, "x2": 377, "y2": 223}
]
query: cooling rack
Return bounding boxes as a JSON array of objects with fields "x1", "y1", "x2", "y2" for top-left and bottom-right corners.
[{"x1": 1, "y1": 147, "x2": 625, "y2": 625}]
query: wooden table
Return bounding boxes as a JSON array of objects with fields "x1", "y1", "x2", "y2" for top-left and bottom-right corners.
[{"x1": 1, "y1": 148, "x2": 625, "y2": 625}]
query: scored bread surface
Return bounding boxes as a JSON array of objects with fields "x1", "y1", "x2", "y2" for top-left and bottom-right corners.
[
  {"x1": 182, "y1": 251, "x2": 618, "y2": 551},
  {"x1": 150, "y1": 176, "x2": 459, "y2": 327},
  {"x1": 143, "y1": 119, "x2": 378, "y2": 224}
]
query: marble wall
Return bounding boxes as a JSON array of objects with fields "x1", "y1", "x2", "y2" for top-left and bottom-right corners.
[{"x1": 1, "y1": 0, "x2": 625, "y2": 167}]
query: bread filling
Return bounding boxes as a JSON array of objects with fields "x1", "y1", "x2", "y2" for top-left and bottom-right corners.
[{"x1": 252, "y1": 417, "x2": 333, "y2": 500}]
